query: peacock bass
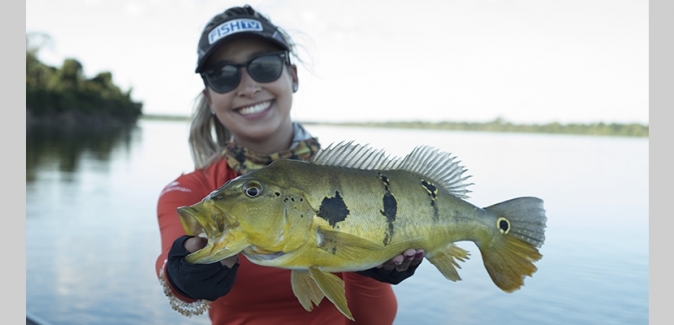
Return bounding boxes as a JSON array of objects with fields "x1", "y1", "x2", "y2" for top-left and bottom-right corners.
[{"x1": 177, "y1": 141, "x2": 547, "y2": 320}]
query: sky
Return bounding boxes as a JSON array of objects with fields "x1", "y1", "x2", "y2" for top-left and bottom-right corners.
[{"x1": 25, "y1": 0, "x2": 649, "y2": 124}]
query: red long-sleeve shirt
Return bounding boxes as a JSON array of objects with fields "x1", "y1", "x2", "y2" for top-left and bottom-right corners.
[{"x1": 155, "y1": 157, "x2": 398, "y2": 325}]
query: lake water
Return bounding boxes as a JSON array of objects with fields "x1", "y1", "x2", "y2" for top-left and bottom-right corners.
[{"x1": 26, "y1": 119, "x2": 649, "y2": 325}]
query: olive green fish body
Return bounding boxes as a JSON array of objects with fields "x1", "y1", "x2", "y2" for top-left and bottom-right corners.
[
  {"x1": 177, "y1": 142, "x2": 547, "y2": 320},
  {"x1": 245, "y1": 162, "x2": 490, "y2": 271}
]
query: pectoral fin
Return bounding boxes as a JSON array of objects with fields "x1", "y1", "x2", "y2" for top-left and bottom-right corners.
[
  {"x1": 290, "y1": 270, "x2": 325, "y2": 312},
  {"x1": 426, "y1": 243, "x2": 470, "y2": 281},
  {"x1": 317, "y1": 228, "x2": 384, "y2": 260},
  {"x1": 308, "y1": 266, "x2": 353, "y2": 320}
]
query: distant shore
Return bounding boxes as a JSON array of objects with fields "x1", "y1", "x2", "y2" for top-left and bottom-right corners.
[{"x1": 140, "y1": 114, "x2": 648, "y2": 138}]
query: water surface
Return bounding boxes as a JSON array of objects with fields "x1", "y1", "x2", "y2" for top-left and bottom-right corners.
[{"x1": 26, "y1": 120, "x2": 648, "y2": 324}]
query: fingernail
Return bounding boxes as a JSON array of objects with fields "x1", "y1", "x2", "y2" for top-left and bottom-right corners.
[
  {"x1": 394, "y1": 260, "x2": 402, "y2": 265},
  {"x1": 414, "y1": 251, "x2": 425, "y2": 259}
]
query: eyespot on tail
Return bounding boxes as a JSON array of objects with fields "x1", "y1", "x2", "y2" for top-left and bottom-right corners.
[{"x1": 480, "y1": 197, "x2": 547, "y2": 292}]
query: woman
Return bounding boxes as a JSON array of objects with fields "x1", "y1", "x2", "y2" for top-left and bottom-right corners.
[{"x1": 155, "y1": 5, "x2": 424, "y2": 324}]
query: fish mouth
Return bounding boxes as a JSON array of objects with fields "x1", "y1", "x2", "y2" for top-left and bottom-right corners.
[
  {"x1": 177, "y1": 205, "x2": 248, "y2": 264},
  {"x1": 177, "y1": 205, "x2": 222, "y2": 238},
  {"x1": 177, "y1": 206, "x2": 206, "y2": 237},
  {"x1": 185, "y1": 231, "x2": 248, "y2": 264}
]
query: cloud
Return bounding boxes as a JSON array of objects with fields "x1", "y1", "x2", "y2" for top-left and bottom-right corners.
[{"x1": 125, "y1": 1, "x2": 144, "y2": 16}]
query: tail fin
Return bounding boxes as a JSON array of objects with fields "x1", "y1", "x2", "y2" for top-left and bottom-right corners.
[{"x1": 480, "y1": 197, "x2": 547, "y2": 292}]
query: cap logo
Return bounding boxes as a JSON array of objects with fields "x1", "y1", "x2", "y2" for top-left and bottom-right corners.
[{"x1": 208, "y1": 19, "x2": 263, "y2": 44}]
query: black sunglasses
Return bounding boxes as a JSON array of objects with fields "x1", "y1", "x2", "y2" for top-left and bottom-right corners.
[{"x1": 200, "y1": 51, "x2": 290, "y2": 94}]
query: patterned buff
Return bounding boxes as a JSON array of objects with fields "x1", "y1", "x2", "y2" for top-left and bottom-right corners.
[{"x1": 223, "y1": 137, "x2": 321, "y2": 175}]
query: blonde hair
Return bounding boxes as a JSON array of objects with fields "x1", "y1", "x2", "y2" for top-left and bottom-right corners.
[{"x1": 188, "y1": 93, "x2": 231, "y2": 169}]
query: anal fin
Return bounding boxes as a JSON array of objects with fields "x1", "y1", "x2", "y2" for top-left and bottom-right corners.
[
  {"x1": 308, "y1": 266, "x2": 353, "y2": 321},
  {"x1": 291, "y1": 270, "x2": 324, "y2": 312},
  {"x1": 426, "y1": 243, "x2": 470, "y2": 281}
]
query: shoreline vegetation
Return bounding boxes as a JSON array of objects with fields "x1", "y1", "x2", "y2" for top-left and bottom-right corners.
[
  {"x1": 141, "y1": 114, "x2": 648, "y2": 138},
  {"x1": 26, "y1": 33, "x2": 142, "y2": 129}
]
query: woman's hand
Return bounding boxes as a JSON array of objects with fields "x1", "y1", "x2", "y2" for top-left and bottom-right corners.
[
  {"x1": 165, "y1": 235, "x2": 239, "y2": 301},
  {"x1": 377, "y1": 248, "x2": 425, "y2": 272},
  {"x1": 356, "y1": 249, "x2": 425, "y2": 284}
]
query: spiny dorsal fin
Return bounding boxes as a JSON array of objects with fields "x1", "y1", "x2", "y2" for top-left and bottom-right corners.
[
  {"x1": 398, "y1": 145, "x2": 473, "y2": 199},
  {"x1": 312, "y1": 141, "x2": 403, "y2": 170},
  {"x1": 312, "y1": 141, "x2": 473, "y2": 198}
]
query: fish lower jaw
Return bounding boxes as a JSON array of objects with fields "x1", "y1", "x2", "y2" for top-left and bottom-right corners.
[{"x1": 187, "y1": 244, "x2": 238, "y2": 264}]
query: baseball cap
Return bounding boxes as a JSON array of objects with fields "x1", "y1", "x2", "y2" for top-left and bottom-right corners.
[{"x1": 195, "y1": 11, "x2": 290, "y2": 73}]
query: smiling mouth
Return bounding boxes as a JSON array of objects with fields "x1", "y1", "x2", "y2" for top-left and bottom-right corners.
[{"x1": 237, "y1": 100, "x2": 272, "y2": 115}]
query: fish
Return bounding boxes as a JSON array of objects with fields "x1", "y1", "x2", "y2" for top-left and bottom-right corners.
[{"x1": 177, "y1": 141, "x2": 547, "y2": 320}]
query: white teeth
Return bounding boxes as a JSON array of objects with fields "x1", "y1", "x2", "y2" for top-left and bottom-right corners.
[{"x1": 239, "y1": 101, "x2": 271, "y2": 115}]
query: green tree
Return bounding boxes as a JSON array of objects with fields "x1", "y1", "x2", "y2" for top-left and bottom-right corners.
[{"x1": 26, "y1": 33, "x2": 143, "y2": 123}]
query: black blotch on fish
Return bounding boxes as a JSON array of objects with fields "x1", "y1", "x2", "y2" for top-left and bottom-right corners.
[
  {"x1": 275, "y1": 192, "x2": 281, "y2": 197},
  {"x1": 317, "y1": 191, "x2": 350, "y2": 228},
  {"x1": 421, "y1": 180, "x2": 437, "y2": 196},
  {"x1": 379, "y1": 173, "x2": 397, "y2": 245},
  {"x1": 421, "y1": 179, "x2": 440, "y2": 220},
  {"x1": 381, "y1": 193, "x2": 397, "y2": 245}
]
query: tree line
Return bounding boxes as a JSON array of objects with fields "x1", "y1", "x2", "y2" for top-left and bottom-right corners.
[
  {"x1": 26, "y1": 33, "x2": 142, "y2": 125},
  {"x1": 312, "y1": 118, "x2": 648, "y2": 137}
]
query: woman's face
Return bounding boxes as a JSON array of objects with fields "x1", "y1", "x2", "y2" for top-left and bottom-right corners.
[{"x1": 203, "y1": 38, "x2": 298, "y2": 146}]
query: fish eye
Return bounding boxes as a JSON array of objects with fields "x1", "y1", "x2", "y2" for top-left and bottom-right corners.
[{"x1": 243, "y1": 182, "x2": 262, "y2": 198}]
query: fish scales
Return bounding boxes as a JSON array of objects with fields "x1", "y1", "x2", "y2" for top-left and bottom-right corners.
[
  {"x1": 289, "y1": 162, "x2": 487, "y2": 254},
  {"x1": 177, "y1": 141, "x2": 547, "y2": 321}
]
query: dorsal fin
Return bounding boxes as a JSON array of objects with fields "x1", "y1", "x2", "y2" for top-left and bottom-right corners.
[
  {"x1": 397, "y1": 145, "x2": 473, "y2": 198},
  {"x1": 312, "y1": 141, "x2": 403, "y2": 170},
  {"x1": 312, "y1": 141, "x2": 473, "y2": 198}
]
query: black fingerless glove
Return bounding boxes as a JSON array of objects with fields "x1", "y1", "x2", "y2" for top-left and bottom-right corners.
[
  {"x1": 165, "y1": 235, "x2": 239, "y2": 301},
  {"x1": 356, "y1": 263, "x2": 420, "y2": 285}
]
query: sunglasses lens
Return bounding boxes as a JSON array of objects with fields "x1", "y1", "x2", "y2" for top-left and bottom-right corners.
[
  {"x1": 248, "y1": 55, "x2": 284, "y2": 83},
  {"x1": 203, "y1": 52, "x2": 287, "y2": 93},
  {"x1": 206, "y1": 65, "x2": 239, "y2": 93}
]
